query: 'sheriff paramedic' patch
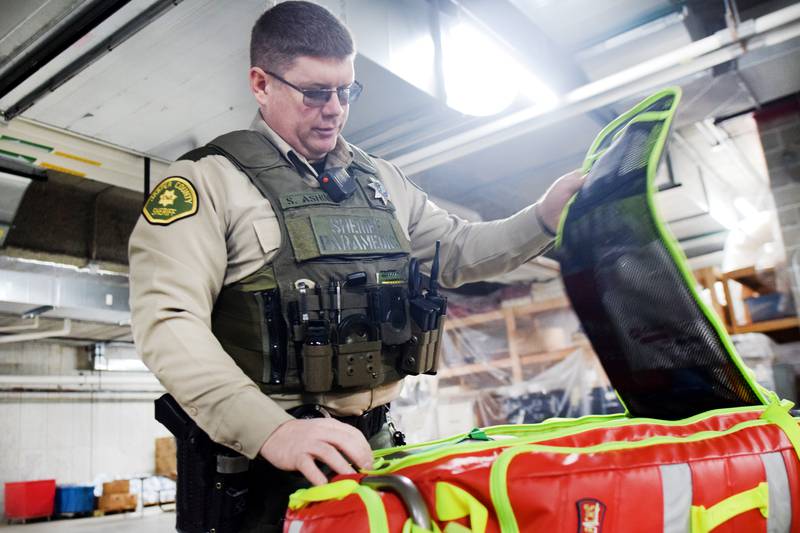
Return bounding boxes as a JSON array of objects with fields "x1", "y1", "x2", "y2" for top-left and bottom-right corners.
[{"x1": 143, "y1": 176, "x2": 198, "y2": 225}]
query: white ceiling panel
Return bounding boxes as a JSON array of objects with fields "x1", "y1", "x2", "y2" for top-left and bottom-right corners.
[
  {"x1": 13, "y1": 0, "x2": 262, "y2": 159},
  {"x1": 508, "y1": 0, "x2": 676, "y2": 51}
]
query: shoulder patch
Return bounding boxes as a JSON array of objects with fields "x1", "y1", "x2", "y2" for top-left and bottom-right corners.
[{"x1": 143, "y1": 176, "x2": 198, "y2": 225}]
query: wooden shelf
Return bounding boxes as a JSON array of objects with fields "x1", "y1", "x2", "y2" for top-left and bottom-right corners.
[
  {"x1": 731, "y1": 316, "x2": 800, "y2": 334},
  {"x1": 722, "y1": 266, "x2": 778, "y2": 293},
  {"x1": 444, "y1": 297, "x2": 571, "y2": 331},
  {"x1": 694, "y1": 265, "x2": 800, "y2": 341},
  {"x1": 438, "y1": 296, "x2": 591, "y2": 386},
  {"x1": 437, "y1": 343, "x2": 589, "y2": 379}
]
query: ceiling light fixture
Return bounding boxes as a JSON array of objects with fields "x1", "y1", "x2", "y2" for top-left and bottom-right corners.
[{"x1": 442, "y1": 21, "x2": 557, "y2": 117}]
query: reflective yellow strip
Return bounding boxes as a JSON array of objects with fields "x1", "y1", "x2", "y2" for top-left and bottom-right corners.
[
  {"x1": 760, "y1": 400, "x2": 800, "y2": 460},
  {"x1": 435, "y1": 482, "x2": 487, "y2": 533},
  {"x1": 287, "y1": 480, "x2": 389, "y2": 532},
  {"x1": 288, "y1": 479, "x2": 360, "y2": 510},
  {"x1": 53, "y1": 150, "x2": 101, "y2": 166},
  {"x1": 369, "y1": 405, "x2": 765, "y2": 475},
  {"x1": 690, "y1": 482, "x2": 768, "y2": 533},
  {"x1": 355, "y1": 486, "x2": 390, "y2": 533},
  {"x1": 37, "y1": 162, "x2": 86, "y2": 177}
]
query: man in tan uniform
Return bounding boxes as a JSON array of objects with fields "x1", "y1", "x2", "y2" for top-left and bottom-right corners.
[{"x1": 129, "y1": 1, "x2": 582, "y2": 530}]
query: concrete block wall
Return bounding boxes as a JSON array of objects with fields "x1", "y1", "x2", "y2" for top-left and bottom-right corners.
[
  {"x1": 756, "y1": 97, "x2": 800, "y2": 268},
  {"x1": 0, "y1": 342, "x2": 90, "y2": 375}
]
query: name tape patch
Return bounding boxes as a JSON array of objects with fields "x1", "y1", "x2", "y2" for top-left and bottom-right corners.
[
  {"x1": 280, "y1": 191, "x2": 337, "y2": 209},
  {"x1": 311, "y1": 215, "x2": 403, "y2": 255}
]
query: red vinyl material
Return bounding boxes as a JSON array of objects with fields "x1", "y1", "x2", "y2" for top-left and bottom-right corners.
[{"x1": 285, "y1": 409, "x2": 799, "y2": 532}]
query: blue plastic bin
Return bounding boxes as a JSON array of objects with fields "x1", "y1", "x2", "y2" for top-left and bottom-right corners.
[
  {"x1": 54, "y1": 485, "x2": 94, "y2": 514},
  {"x1": 744, "y1": 292, "x2": 795, "y2": 323}
]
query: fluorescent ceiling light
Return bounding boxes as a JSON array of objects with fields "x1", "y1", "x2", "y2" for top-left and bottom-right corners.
[
  {"x1": 442, "y1": 22, "x2": 557, "y2": 116},
  {"x1": 734, "y1": 197, "x2": 758, "y2": 218}
]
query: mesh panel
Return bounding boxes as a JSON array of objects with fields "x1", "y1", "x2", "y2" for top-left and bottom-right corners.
[{"x1": 558, "y1": 92, "x2": 761, "y2": 419}]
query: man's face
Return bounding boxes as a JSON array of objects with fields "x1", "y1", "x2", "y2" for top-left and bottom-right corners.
[{"x1": 251, "y1": 55, "x2": 355, "y2": 161}]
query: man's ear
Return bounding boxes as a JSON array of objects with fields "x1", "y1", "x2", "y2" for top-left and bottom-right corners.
[{"x1": 249, "y1": 67, "x2": 269, "y2": 106}]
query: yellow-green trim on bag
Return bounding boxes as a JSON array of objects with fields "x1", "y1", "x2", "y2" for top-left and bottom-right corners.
[
  {"x1": 288, "y1": 479, "x2": 390, "y2": 533},
  {"x1": 690, "y1": 482, "x2": 768, "y2": 533}
]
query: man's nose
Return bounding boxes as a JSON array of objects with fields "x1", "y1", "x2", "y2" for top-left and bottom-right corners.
[{"x1": 321, "y1": 93, "x2": 345, "y2": 117}]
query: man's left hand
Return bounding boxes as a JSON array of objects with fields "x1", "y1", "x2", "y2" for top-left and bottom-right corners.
[{"x1": 536, "y1": 169, "x2": 586, "y2": 234}]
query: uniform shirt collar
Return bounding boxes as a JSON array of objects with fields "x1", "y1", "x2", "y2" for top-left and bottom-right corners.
[{"x1": 249, "y1": 111, "x2": 354, "y2": 177}]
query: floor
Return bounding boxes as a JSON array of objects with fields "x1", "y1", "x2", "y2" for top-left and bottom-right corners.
[{"x1": 1, "y1": 508, "x2": 175, "y2": 532}]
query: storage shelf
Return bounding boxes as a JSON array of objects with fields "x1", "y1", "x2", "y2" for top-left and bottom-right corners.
[
  {"x1": 731, "y1": 316, "x2": 800, "y2": 334},
  {"x1": 694, "y1": 265, "x2": 800, "y2": 341},
  {"x1": 439, "y1": 297, "x2": 590, "y2": 385},
  {"x1": 445, "y1": 297, "x2": 570, "y2": 331},
  {"x1": 437, "y1": 343, "x2": 588, "y2": 379}
]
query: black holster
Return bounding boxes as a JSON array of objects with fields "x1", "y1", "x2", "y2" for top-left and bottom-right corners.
[{"x1": 155, "y1": 394, "x2": 250, "y2": 533}]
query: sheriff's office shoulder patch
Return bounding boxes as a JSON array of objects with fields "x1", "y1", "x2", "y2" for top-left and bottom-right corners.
[{"x1": 143, "y1": 176, "x2": 198, "y2": 225}]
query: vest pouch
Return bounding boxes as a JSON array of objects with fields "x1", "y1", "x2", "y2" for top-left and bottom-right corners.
[
  {"x1": 424, "y1": 315, "x2": 446, "y2": 375},
  {"x1": 401, "y1": 321, "x2": 433, "y2": 376},
  {"x1": 377, "y1": 286, "x2": 412, "y2": 346},
  {"x1": 301, "y1": 321, "x2": 334, "y2": 393},
  {"x1": 335, "y1": 340, "x2": 383, "y2": 388}
]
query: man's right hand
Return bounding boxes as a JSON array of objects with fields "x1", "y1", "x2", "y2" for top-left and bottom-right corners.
[{"x1": 259, "y1": 418, "x2": 374, "y2": 485}]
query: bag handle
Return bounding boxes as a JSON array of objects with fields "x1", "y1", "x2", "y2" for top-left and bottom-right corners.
[{"x1": 690, "y1": 482, "x2": 768, "y2": 532}]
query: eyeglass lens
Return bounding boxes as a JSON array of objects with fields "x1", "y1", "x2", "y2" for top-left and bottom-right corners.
[{"x1": 303, "y1": 82, "x2": 362, "y2": 107}]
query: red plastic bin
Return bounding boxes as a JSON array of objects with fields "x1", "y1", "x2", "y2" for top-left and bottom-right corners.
[{"x1": 4, "y1": 479, "x2": 56, "y2": 520}]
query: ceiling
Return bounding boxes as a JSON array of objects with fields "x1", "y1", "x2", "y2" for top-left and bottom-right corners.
[{"x1": 0, "y1": 0, "x2": 799, "y2": 341}]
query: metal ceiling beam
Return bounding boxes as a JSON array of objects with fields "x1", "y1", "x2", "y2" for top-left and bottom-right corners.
[
  {"x1": 0, "y1": 0, "x2": 132, "y2": 102},
  {"x1": 392, "y1": 3, "x2": 800, "y2": 175},
  {"x1": 0, "y1": 117, "x2": 169, "y2": 191},
  {"x1": 3, "y1": 0, "x2": 185, "y2": 121}
]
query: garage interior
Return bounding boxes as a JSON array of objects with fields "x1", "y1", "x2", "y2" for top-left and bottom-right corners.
[{"x1": 1, "y1": 0, "x2": 800, "y2": 530}]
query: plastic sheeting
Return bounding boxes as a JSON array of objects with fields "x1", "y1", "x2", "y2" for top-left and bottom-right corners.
[
  {"x1": 474, "y1": 350, "x2": 622, "y2": 427},
  {"x1": 392, "y1": 283, "x2": 621, "y2": 444}
]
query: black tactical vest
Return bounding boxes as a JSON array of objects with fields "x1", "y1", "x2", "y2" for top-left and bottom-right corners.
[{"x1": 179, "y1": 131, "x2": 440, "y2": 395}]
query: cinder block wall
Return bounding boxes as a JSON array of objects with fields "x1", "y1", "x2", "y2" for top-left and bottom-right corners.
[{"x1": 755, "y1": 97, "x2": 800, "y2": 267}]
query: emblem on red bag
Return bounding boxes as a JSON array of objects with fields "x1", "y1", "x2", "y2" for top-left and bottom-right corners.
[{"x1": 577, "y1": 498, "x2": 606, "y2": 532}]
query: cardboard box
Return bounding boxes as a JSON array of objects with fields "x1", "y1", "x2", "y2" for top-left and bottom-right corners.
[
  {"x1": 98, "y1": 493, "x2": 137, "y2": 512},
  {"x1": 102, "y1": 480, "x2": 130, "y2": 495},
  {"x1": 155, "y1": 437, "x2": 177, "y2": 479}
]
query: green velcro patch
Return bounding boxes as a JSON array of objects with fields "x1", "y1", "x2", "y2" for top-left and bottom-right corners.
[
  {"x1": 311, "y1": 215, "x2": 405, "y2": 255},
  {"x1": 143, "y1": 176, "x2": 198, "y2": 225}
]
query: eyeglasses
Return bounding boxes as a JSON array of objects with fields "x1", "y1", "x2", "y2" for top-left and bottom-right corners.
[{"x1": 265, "y1": 70, "x2": 363, "y2": 107}]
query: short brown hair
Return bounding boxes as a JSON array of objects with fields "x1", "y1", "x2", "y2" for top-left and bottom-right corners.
[{"x1": 250, "y1": 1, "x2": 355, "y2": 74}]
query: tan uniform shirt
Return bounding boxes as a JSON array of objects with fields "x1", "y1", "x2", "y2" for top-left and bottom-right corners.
[{"x1": 129, "y1": 112, "x2": 553, "y2": 458}]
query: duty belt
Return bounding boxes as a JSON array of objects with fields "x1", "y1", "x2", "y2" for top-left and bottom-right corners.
[{"x1": 287, "y1": 403, "x2": 388, "y2": 441}]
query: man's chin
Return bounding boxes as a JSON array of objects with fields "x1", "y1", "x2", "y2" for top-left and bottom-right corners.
[{"x1": 305, "y1": 141, "x2": 337, "y2": 160}]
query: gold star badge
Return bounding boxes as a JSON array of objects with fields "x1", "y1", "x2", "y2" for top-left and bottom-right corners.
[{"x1": 158, "y1": 189, "x2": 177, "y2": 207}]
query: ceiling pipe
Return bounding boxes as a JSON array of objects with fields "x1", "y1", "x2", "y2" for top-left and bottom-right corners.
[
  {"x1": 392, "y1": 3, "x2": 800, "y2": 175},
  {"x1": 0, "y1": 316, "x2": 39, "y2": 333},
  {"x1": 0, "y1": 373, "x2": 161, "y2": 388},
  {"x1": 0, "y1": 318, "x2": 71, "y2": 344}
]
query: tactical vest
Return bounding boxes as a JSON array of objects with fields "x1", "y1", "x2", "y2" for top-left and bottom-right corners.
[{"x1": 180, "y1": 131, "x2": 441, "y2": 395}]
